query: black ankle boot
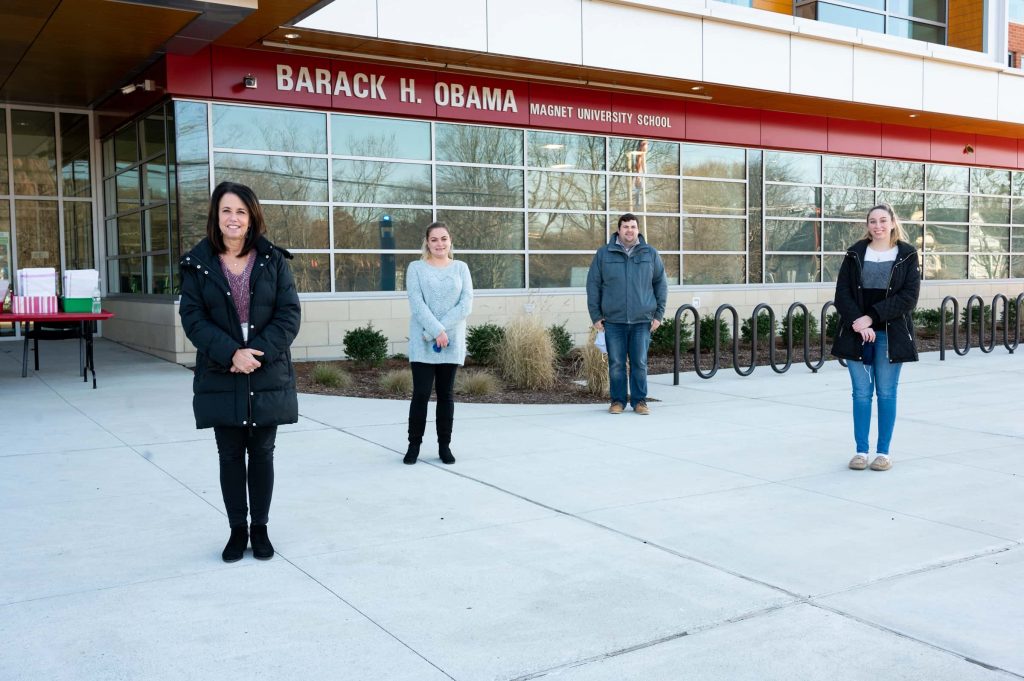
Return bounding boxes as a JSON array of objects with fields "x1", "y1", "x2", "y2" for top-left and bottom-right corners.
[
  {"x1": 222, "y1": 526, "x2": 248, "y2": 563},
  {"x1": 403, "y1": 442, "x2": 420, "y2": 465},
  {"x1": 250, "y1": 523, "x2": 274, "y2": 560},
  {"x1": 438, "y1": 445, "x2": 456, "y2": 465}
]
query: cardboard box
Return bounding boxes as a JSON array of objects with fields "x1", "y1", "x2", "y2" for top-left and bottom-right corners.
[{"x1": 62, "y1": 297, "x2": 93, "y2": 313}]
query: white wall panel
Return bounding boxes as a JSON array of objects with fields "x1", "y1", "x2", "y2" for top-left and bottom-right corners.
[
  {"x1": 852, "y1": 48, "x2": 922, "y2": 109},
  {"x1": 703, "y1": 21, "x2": 788, "y2": 91},
  {"x1": 790, "y1": 36, "x2": 853, "y2": 101},
  {"x1": 377, "y1": 0, "x2": 487, "y2": 52},
  {"x1": 922, "y1": 61, "x2": 998, "y2": 119},
  {"x1": 581, "y1": 0, "x2": 702, "y2": 79},
  {"x1": 295, "y1": 0, "x2": 378, "y2": 37},
  {"x1": 997, "y1": 72, "x2": 1024, "y2": 124},
  {"x1": 488, "y1": 0, "x2": 583, "y2": 64}
]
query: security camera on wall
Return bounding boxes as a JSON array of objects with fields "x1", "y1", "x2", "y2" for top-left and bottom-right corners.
[{"x1": 243, "y1": 74, "x2": 257, "y2": 89}]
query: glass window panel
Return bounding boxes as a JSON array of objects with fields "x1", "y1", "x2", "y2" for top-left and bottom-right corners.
[
  {"x1": 822, "y1": 221, "x2": 865, "y2": 251},
  {"x1": 1013, "y1": 256, "x2": 1024, "y2": 278},
  {"x1": 971, "y1": 225, "x2": 1009, "y2": 253},
  {"x1": 972, "y1": 196, "x2": 1010, "y2": 225},
  {"x1": 528, "y1": 254, "x2": 595, "y2": 288},
  {"x1": 1013, "y1": 172, "x2": 1024, "y2": 197},
  {"x1": 823, "y1": 156, "x2": 875, "y2": 187},
  {"x1": 968, "y1": 255, "x2": 1009, "y2": 279},
  {"x1": 178, "y1": 163, "x2": 211, "y2": 251},
  {"x1": 765, "y1": 254, "x2": 820, "y2": 283},
  {"x1": 823, "y1": 254, "x2": 845, "y2": 282},
  {"x1": 113, "y1": 124, "x2": 138, "y2": 172},
  {"x1": 823, "y1": 187, "x2": 875, "y2": 219},
  {"x1": 926, "y1": 193, "x2": 968, "y2": 223},
  {"x1": 436, "y1": 165, "x2": 524, "y2": 208},
  {"x1": 213, "y1": 152, "x2": 328, "y2": 202},
  {"x1": 766, "y1": 219, "x2": 820, "y2": 251},
  {"x1": 748, "y1": 149, "x2": 763, "y2": 284},
  {"x1": 462, "y1": 254, "x2": 524, "y2": 289},
  {"x1": 887, "y1": 18, "x2": 944, "y2": 43},
  {"x1": 15, "y1": 200, "x2": 59, "y2": 270},
  {"x1": 609, "y1": 175, "x2": 678, "y2": 213},
  {"x1": 435, "y1": 123, "x2": 523, "y2": 165},
  {"x1": 63, "y1": 202, "x2": 93, "y2": 271},
  {"x1": 174, "y1": 101, "x2": 209, "y2": 165},
  {"x1": 114, "y1": 212, "x2": 142, "y2": 256},
  {"x1": 635, "y1": 215, "x2": 679, "y2": 250},
  {"x1": 332, "y1": 114, "x2": 430, "y2": 160},
  {"x1": 972, "y1": 168, "x2": 1011, "y2": 196},
  {"x1": 609, "y1": 138, "x2": 679, "y2": 175},
  {"x1": 335, "y1": 253, "x2": 419, "y2": 292},
  {"x1": 1013, "y1": 198, "x2": 1024, "y2": 225},
  {"x1": 213, "y1": 105, "x2": 326, "y2": 154},
  {"x1": 288, "y1": 252, "x2": 332, "y2": 293},
  {"x1": 528, "y1": 212, "x2": 603, "y2": 250},
  {"x1": 147, "y1": 254, "x2": 173, "y2": 295},
  {"x1": 60, "y1": 113, "x2": 91, "y2": 198},
  {"x1": 144, "y1": 157, "x2": 168, "y2": 202},
  {"x1": 333, "y1": 206, "x2": 433, "y2": 250},
  {"x1": 145, "y1": 206, "x2": 169, "y2": 252},
  {"x1": 765, "y1": 151, "x2": 821, "y2": 183},
  {"x1": 261, "y1": 204, "x2": 329, "y2": 250},
  {"x1": 765, "y1": 185, "x2": 820, "y2": 217},
  {"x1": 925, "y1": 224, "x2": 967, "y2": 252},
  {"x1": 108, "y1": 257, "x2": 144, "y2": 294},
  {"x1": 683, "y1": 180, "x2": 746, "y2": 215},
  {"x1": 333, "y1": 160, "x2": 431, "y2": 205},
  {"x1": 0, "y1": 115, "x2": 7, "y2": 190},
  {"x1": 683, "y1": 254, "x2": 745, "y2": 285},
  {"x1": 926, "y1": 164, "x2": 969, "y2": 193},
  {"x1": 924, "y1": 254, "x2": 967, "y2": 280},
  {"x1": 12, "y1": 110, "x2": 57, "y2": 195},
  {"x1": 528, "y1": 131, "x2": 605, "y2": 171},
  {"x1": 527, "y1": 171, "x2": 603, "y2": 211},
  {"x1": 903, "y1": 223, "x2": 923, "y2": 251},
  {"x1": 1014, "y1": 228, "x2": 1024, "y2": 252},
  {"x1": 141, "y1": 111, "x2": 167, "y2": 159},
  {"x1": 878, "y1": 160, "x2": 924, "y2": 190},
  {"x1": 116, "y1": 169, "x2": 141, "y2": 212},
  {"x1": 437, "y1": 209, "x2": 525, "y2": 250},
  {"x1": 878, "y1": 191, "x2": 924, "y2": 221},
  {"x1": 844, "y1": 0, "x2": 884, "y2": 10},
  {"x1": 681, "y1": 144, "x2": 744, "y2": 179},
  {"x1": 888, "y1": 0, "x2": 945, "y2": 21},
  {"x1": 818, "y1": 3, "x2": 885, "y2": 31},
  {"x1": 683, "y1": 217, "x2": 746, "y2": 251}
]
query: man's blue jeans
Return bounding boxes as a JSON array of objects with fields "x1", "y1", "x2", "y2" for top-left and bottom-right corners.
[
  {"x1": 605, "y1": 322, "x2": 651, "y2": 408},
  {"x1": 846, "y1": 331, "x2": 902, "y2": 455}
]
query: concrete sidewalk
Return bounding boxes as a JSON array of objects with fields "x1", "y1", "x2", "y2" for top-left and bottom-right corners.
[{"x1": 1, "y1": 338, "x2": 1022, "y2": 680}]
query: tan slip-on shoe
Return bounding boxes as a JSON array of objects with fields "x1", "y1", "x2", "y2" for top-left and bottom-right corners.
[
  {"x1": 608, "y1": 402, "x2": 625, "y2": 414},
  {"x1": 869, "y1": 455, "x2": 892, "y2": 471},
  {"x1": 848, "y1": 454, "x2": 869, "y2": 470}
]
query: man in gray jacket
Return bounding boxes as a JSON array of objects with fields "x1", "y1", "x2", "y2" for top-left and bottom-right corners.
[{"x1": 586, "y1": 213, "x2": 668, "y2": 414}]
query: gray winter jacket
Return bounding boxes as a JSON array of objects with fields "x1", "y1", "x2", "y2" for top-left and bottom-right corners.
[{"x1": 586, "y1": 234, "x2": 668, "y2": 325}]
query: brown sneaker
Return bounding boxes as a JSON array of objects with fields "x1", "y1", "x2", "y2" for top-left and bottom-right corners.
[
  {"x1": 848, "y1": 454, "x2": 868, "y2": 470},
  {"x1": 634, "y1": 401, "x2": 650, "y2": 415},
  {"x1": 608, "y1": 402, "x2": 625, "y2": 414},
  {"x1": 869, "y1": 455, "x2": 892, "y2": 471}
]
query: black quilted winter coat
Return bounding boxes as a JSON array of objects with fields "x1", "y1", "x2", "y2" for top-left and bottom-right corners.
[
  {"x1": 179, "y1": 237, "x2": 301, "y2": 429},
  {"x1": 830, "y1": 239, "x2": 921, "y2": 363}
]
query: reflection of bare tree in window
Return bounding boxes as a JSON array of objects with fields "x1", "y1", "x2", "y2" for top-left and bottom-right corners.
[{"x1": 529, "y1": 212, "x2": 604, "y2": 250}]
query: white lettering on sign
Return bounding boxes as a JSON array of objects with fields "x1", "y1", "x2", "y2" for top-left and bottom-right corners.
[
  {"x1": 400, "y1": 78, "x2": 417, "y2": 103},
  {"x1": 637, "y1": 114, "x2": 672, "y2": 128},
  {"x1": 576, "y1": 108, "x2": 632, "y2": 124},
  {"x1": 295, "y1": 66, "x2": 314, "y2": 93},
  {"x1": 529, "y1": 103, "x2": 575, "y2": 118},
  {"x1": 277, "y1": 64, "x2": 294, "y2": 90},
  {"x1": 334, "y1": 72, "x2": 386, "y2": 99},
  {"x1": 434, "y1": 82, "x2": 518, "y2": 112}
]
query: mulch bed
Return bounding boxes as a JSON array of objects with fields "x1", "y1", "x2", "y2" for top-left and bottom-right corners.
[{"x1": 295, "y1": 334, "x2": 954, "y2": 404}]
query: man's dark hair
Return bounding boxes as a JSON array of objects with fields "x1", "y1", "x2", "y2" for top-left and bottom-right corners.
[
  {"x1": 617, "y1": 213, "x2": 638, "y2": 228},
  {"x1": 205, "y1": 181, "x2": 266, "y2": 255}
]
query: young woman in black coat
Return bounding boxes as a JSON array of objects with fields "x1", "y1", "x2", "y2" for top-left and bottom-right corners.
[
  {"x1": 179, "y1": 181, "x2": 301, "y2": 562},
  {"x1": 831, "y1": 203, "x2": 920, "y2": 472}
]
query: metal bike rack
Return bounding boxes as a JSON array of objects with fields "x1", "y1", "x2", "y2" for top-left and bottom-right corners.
[{"x1": 939, "y1": 293, "x2": 1023, "y2": 359}]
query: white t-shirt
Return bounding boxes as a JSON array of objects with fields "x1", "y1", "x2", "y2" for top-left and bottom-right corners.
[{"x1": 864, "y1": 245, "x2": 898, "y2": 263}]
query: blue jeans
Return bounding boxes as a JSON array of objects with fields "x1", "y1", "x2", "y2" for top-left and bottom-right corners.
[
  {"x1": 846, "y1": 332, "x2": 902, "y2": 455},
  {"x1": 605, "y1": 322, "x2": 652, "y2": 408}
]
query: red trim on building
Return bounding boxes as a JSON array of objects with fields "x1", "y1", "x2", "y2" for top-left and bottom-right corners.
[
  {"x1": 931, "y1": 129, "x2": 976, "y2": 164},
  {"x1": 975, "y1": 134, "x2": 1017, "y2": 168},
  {"x1": 827, "y1": 118, "x2": 882, "y2": 157},
  {"x1": 685, "y1": 103, "x2": 760, "y2": 146},
  {"x1": 762, "y1": 110, "x2": 828, "y2": 151},
  {"x1": 166, "y1": 47, "x2": 213, "y2": 98},
  {"x1": 880, "y1": 124, "x2": 931, "y2": 163}
]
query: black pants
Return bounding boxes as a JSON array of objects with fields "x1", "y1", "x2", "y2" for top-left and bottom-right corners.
[
  {"x1": 214, "y1": 425, "x2": 277, "y2": 528},
  {"x1": 409, "y1": 362, "x2": 458, "y2": 445}
]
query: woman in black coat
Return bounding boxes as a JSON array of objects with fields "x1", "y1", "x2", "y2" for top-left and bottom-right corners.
[
  {"x1": 831, "y1": 203, "x2": 920, "y2": 472},
  {"x1": 179, "y1": 181, "x2": 301, "y2": 562}
]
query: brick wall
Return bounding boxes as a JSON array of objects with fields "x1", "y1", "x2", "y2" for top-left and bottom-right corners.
[{"x1": 1010, "y1": 22, "x2": 1024, "y2": 67}]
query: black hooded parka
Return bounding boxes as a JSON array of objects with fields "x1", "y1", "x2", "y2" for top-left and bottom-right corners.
[
  {"x1": 830, "y1": 238, "x2": 921, "y2": 363},
  {"x1": 179, "y1": 236, "x2": 301, "y2": 429}
]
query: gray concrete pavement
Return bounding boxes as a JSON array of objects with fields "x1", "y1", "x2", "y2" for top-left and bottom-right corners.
[{"x1": 1, "y1": 338, "x2": 1022, "y2": 680}]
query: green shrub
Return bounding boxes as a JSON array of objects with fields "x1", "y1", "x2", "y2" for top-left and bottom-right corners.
[
  {"x1": 455, "y1": 369, "x2": 500, "y2": 396},
  {"x1": 913, "y1": 308, "x2": 944, "y2": 335},
  {"x1": 497, "y1": 317, "x2": 556, "y2": 389},
  {"x1": 467, "y1": 323, "x2": 505, "y2": 365},
  {"x1": 740, "y1": 313, "x2": 776, "y2": 344},
  {"x1": 548, "y1": 322, "x2": 574, "y2": 359},
  {"x1": 650, "y1": 317, "x2": 693, "y2": 355},
  {"x1": 1001, "y1": 299, "x2": 1020, "y2": 328},
  {"x1": 697, "y1": 316, "x2": 731, "y2": 351},
  {"x1": 312, "y1": 362, "x2": 351, "y2": 389},
  {"x1": 825, "y1": 311, "x2": 840, "y2": 340},
  {"x1": 343, "y1": 323, "x2": 388, "y2": 367},
  {"x1": 389, "y1": 352, "x2": 408, "y2": 361},
  {"x1": 960, "y1": 302, "x2": 992, "y2": 327},
  {"x1": 378, "y1": 369, "x2": 413, "y2": 395},
  {"x1": 780, "y1": 311, "x2": 819, "y2": 343}
]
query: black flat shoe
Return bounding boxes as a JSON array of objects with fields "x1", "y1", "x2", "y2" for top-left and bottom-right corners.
[
  {"x1": 222, "y1": 526, "x2": 248, "y2": 563},
  {"x1": 403, "y1": 443, "x2": 420, "y2": 465},
  {"x1": 438, "y1": 445, "x2": 455, "y2": 465},
  {"x1": 250, "y1": 524, "x2": 274, "y2": 560}
]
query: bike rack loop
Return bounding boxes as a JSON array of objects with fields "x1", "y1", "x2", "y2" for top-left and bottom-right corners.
[{"x1": 939, "y1": 293, "x2": 1024, "y2": 360}]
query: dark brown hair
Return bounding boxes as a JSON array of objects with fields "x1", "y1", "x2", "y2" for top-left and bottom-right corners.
[
  {"x1": 618, "y1": 213, "x2": 638, "y2": 229},
  {"x1": 206, "y1": 181, "x2": 266, "y2": 255}
]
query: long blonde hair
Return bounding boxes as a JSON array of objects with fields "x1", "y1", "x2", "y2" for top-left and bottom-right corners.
[
  {"x1": 420, "y1": 221, "x2": 453, "y2": 260},
  {"x1": 862, "y1": 203, "x2": 906, "y2": 248}
]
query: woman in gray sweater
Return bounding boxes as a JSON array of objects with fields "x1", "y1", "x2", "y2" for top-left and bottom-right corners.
[{"x1": 404, "y1": 222, "x2": 474, "y2": 465}]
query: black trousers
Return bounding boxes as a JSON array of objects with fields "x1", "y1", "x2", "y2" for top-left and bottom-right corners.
[
  {"x1": 408, "y1": 362, "x2": 458, "y2": 445},
  {"x1": 213, "y1": 425, "x2": 277, "y2": 528}
]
